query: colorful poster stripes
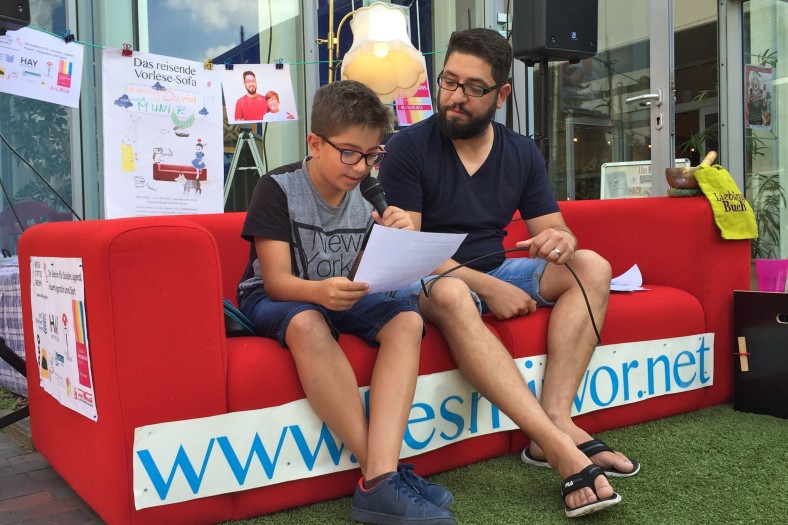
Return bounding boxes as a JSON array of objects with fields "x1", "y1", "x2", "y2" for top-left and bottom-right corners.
[
  {"x1": 57, "y1": 59, "x2": 73, "y2": 88},
  {"x1": 395, "y1": 79, "x2": 433, "y2": 126},
  {"x1": 72, "y1": 299, "x2": 91, "y2": 388}
]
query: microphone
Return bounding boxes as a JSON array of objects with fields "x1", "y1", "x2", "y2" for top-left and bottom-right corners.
[
  {"x1": 359, "y1": 175, "x2": 388, "y2": 216},
  {"x1": 350, "y1": 176, "x2": 387, "y2": 281}
]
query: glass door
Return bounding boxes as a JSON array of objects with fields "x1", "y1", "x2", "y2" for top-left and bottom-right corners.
[
  {"x1": 536, "y1": 0, "x2": 659, "y2": 200},
  {"x1": 535, "y1": 0, "x2": 718, "y2": 200}
]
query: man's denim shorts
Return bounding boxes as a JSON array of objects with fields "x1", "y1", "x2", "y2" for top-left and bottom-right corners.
[
  {"x1": 386, "y1": 257, "x2": 555, "y2": 314},
  {"x1": 241, "y1": 291, "x2": 423, "y2": 349}
]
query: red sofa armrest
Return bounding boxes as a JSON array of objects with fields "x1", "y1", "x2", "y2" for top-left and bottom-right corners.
[{"x1": 18, "y1": 216, "x2": 232, "y2": 525}]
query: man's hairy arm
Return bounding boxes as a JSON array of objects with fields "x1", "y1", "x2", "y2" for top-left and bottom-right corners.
[{"x1": 406, "y1": 210, "x2": 537, "y2": 320}]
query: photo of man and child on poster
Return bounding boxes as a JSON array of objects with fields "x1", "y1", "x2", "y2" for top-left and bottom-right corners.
[{"x1": 222, "y1": 64, "x2": 298, "y2": 124}]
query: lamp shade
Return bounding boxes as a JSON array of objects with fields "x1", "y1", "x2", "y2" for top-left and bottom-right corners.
[{"x1": 341, "y1": 2, "x2": 426, "y2": 103}]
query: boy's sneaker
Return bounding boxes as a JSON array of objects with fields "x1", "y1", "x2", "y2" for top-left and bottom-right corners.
[
  {"x1": 350, "y1": 473, "x2": 456, "y2": 525},
  {"x1": 397, "y1": 463, "x2": 454, "y2": 509}
]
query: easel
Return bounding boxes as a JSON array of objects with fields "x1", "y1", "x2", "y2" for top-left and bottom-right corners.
[{"x1": 223, "y1": 129, "x2": 266, "y2": 207}]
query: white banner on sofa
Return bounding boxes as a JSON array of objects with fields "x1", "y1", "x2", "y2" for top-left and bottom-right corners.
[{"x1": 133, "y1": 333, "x2": 713, "y2": 508}]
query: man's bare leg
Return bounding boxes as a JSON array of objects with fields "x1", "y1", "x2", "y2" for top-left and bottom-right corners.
[
  {"x1": 420, "y1": 277, "x2": 616, "y2": 510},
  {"x1": 528, "y1": 250, "x2": 636, "y2": 474}
]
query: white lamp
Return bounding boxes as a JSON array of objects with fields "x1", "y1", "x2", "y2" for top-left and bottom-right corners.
[
  {"x1": 340, "y1": 3, "x2": 426, "y2": 103},
  {"x1": 318, "y1": 2, "x2": 426, "y2": 103}
]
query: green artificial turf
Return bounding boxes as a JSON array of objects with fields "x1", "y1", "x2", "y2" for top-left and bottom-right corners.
[{"x1": 225, "y1": 404, "x2": 787, "y2": 525}]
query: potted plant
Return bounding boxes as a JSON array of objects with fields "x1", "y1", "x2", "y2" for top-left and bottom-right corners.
[{"x1": 747, "y1": 160, "x2": 786, "y2": 260}]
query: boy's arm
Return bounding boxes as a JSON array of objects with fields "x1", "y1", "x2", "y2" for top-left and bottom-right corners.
[{"x1": 255, "y1": 237, "x2": 369, "y2": 311}]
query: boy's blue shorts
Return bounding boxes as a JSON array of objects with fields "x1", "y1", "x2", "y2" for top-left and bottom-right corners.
[
  {"x1": 241, "y1": 291, "x2": 423, "y2": 349},
  {"x1": 386, "y1": 257, "x2": 555, "y2": 314}
]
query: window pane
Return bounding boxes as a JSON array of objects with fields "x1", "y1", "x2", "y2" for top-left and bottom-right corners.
[{"x1": 0, "y1": 2, "x2": 74, "y2": 254}]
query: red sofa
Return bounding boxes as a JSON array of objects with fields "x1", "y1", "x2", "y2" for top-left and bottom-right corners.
[
  {"x1": 152, "y1": 163, "x2": 208, "y2": 181},
  {"x1": 18, "y1": 196, "x2": 750, "y2": 525}
]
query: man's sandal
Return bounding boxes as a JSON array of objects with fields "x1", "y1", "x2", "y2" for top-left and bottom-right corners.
[
  {"x1": 521, "y1": 438, "x2": 641, "y2": 477},
  {"x1": 561, "y1": 464, "x2": 622, "y2": 518},
  {"x1": 577, "y1": 439, "x2": 640, "y2": 477}
]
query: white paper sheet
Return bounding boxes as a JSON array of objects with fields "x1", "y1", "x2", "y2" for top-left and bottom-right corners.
[
  {"x1": 0, "y1": 27, "x2": 84, "y2": 107},
  {"x1": 611, "y1": 264, "x2": 649, "y2": 292},
  {"x1": 352, "y1": 226, "x2": 466, "y2": 293}
]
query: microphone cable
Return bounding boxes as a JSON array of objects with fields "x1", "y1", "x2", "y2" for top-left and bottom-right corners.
[{"x1": 419, "y1": 247, "x2": 602, "y2": 346}]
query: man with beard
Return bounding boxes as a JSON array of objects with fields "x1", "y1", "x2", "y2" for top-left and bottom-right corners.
[
  {"x1": 377, "y1": 28, "x2": 638, "y2": 518},
  {"x1": 234, "y1": 70, "x2": 269, "y2": 121}
]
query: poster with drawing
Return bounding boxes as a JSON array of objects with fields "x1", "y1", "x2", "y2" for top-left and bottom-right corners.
[
  {"x1": 101, "y1": 48, "x2": 223, "y2": 218},
  {"x1": 29, "y1": 257, "x2": 97, "y2": 421},
  {"x1": 222, "y1": 64, "x2": 298, "y2": 124},
  {"x1": 745, "y1": 64, "x2": 772, "y2": 130}
]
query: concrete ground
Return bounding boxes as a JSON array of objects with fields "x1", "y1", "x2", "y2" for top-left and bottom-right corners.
[{"x1": 0, "y1": 413, "x2": 104, "y2": 525}]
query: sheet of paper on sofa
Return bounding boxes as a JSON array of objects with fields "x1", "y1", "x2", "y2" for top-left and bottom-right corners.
[
  {"x1": 352, "y1": 225, "x2": 466, "y2": 293},
  {"x1": 611, "y1": 264, "x2": 649, "y2": 292},
  {"x1": 29, "y1": 256, "x2": 98, "y2": 421},
  {"x1": 132, "y1": 333, "x2": 712, "y2": 509}
]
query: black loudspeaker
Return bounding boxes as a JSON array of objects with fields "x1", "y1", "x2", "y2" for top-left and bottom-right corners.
[
  {"x1": 512, "y1": 0, "x2": 598, "y2": 65},
  {"x1": 0, "y1": 0, "x2": 31, "y2": 34}
]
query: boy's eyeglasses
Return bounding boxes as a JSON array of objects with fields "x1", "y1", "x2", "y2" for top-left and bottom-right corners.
[
  {"x1": 437, "y1": 76, "x2": 500, "y2": 98},
  {"x1": 319, "y1": 135, "x2": 386, "y2": 167}
]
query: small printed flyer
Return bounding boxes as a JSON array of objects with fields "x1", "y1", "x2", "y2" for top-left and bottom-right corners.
[
  {"x1": 101, "y1": 47, "x2": 224, "y2": 218},
  {"x1": 745, "y1": 64, "x2": 772, "y2": 130},
  {"x1": 0, "y1": 26, "x2": 84, "y2": 107},
  {"x1": 29, "y1": 257, "x2": 97, "y2": 421}
]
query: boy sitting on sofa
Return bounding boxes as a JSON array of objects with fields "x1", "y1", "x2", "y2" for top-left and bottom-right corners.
[{"x1": 236, "y1": 80, "x2": 456, "y2": 525}]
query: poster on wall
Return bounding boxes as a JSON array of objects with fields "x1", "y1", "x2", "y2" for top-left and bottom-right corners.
[
  {"x1": 222, "y1": 64, "x2": 298, "y2": 124},
  {"x1": 395, "y1": 78, "x2": 434, "y2": 127},
  {"x1": 0, "y1": 27, "x2": 84, "y2": 108},
  {"x1": 745, "y1": 64, "x2": 772, "y2": 130},
  {"x1": 29, "y1": 257, "x2": 97, "y2": 421},
  {"x1": 101, "y1": 48, "x2": 224, "y2": 218}
]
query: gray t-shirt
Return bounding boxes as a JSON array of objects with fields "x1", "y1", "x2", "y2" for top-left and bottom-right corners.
[{"x1": 237, "y1": 158, "x2": 373, "y2": 305}]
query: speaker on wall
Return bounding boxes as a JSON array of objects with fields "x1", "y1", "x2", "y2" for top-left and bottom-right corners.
[
  {"x1": 0, "y1": 0, "x2": 31, "y2": 34},
  {"x1": 512, "y1": 0, "x2": 598, "y2": 65}
]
